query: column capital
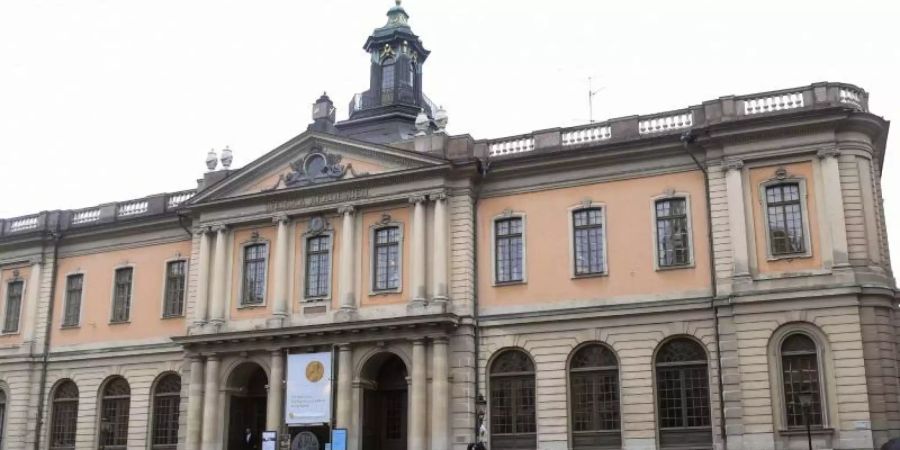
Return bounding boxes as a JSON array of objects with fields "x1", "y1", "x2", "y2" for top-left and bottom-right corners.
[
  {"x1": 211, "y1": 223, "x2": 228, "y2": 233},
  {"x1": 270, "y1": 348, "x2": 285, "y2": 357},
  {"x1": 193, "y1": 226, "x2": 210, "y2": 236},
  {"x1": 431, "y1": 336, "x2": 449, "y2": 345},
  {"x1": 337, "y1": 343, "x2": 353, "y2": 351},
  {"x1": 272, "y1": 213, "x2": 290, "y2": 224},
  {"x1": 337, "y1": 205, "x2": 355, "y2": 215},
  {"x1": 723, "y1": 159, "x2": 744, "y2": 172},
  {"x1": 204, "y1": 352, "x2": 220, "y2": 361},
  {"x1": 817, "y1": 147, "x2": 841, "y2": 159},
  {"x1": 409, "y1": 195, "x2": 427, "y2": 204},
  {"x1": 410, "y1": 338, "x2": 427, "y2": 346},
  {"x1": 187, "y1": 354, "x2": 205, "y2": 363},
  {"x1": 430, "y1": 191, "x2": 448, "y2": 201}
]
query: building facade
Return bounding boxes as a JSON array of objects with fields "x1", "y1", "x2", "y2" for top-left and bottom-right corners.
[{"x1": 0, "y1": 3, "x2": 896, "y2": 450}]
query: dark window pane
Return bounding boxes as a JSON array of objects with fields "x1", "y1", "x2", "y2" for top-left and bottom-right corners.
[
  {"x1": 656, "y1": 198, "x2": 691, "y2": 267},
  {"x1": 495, "y1": 218, "x2": 524, "y2": 283},
  {"x1": 655, "y1": 339, "x2": 711, "y2": 433},
  {"x1": 782, "y1": 334, "x2": 823, "y2": 428},
  {"x1": 100, "y1": 378, "x2": 130, "y2": 450},
  {"x1": 50, "y1": 380, "x2": 79, "y2": 450},
  {"x1": 242, "y1": 244, "x2": 267, "y2": 305},
  {"x1": 63, "y1": 275, "x2": 83, "y2": 327},
  {"x1": 766, "y1": 183, "x2": 805, "y2": 255},
  {"x1": 570, "y1": 345, "x2": 621, "y2": 440},
  {"x1": 3, "y1": 281, "x2": 23, "y2": 333},
  {"x1": 490, "y1": 350, "x2": 536, "y2": 448},
  {"x1": 151, "y1": 375, "x2": 181, "y2": 449},
  {"x1": 163, "y1": 261, "x2": 186, "y2": 317},
  {"x1": 374, "y1": 227, "x2": 400, "y2": 291},
  {"x1": 305, "y1": 235, "x2": 331, "y2": 299},
  {"x1": 573, "y1": 209, "x2": 604, "y2": 275},
  {"x1": 111, "y1": 268, "x2": 132, "y2": 323}
]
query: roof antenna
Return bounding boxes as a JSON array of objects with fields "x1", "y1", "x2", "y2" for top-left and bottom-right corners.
[{"x1": 588, "y1": 76, "x2": 605, "y2": 123}]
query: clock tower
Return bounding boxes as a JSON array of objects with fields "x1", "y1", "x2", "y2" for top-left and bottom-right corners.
[{"x1": 335, "y1": 0, "x2": 435, "y2": 144}]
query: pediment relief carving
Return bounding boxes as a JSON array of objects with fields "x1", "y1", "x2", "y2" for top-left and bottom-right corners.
[{"x1": 265, "y1": 146, "x2": 370, "y2": 192}]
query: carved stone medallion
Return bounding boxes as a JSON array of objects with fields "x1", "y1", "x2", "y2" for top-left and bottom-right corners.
[
  {"x1": 284, "y1": 146, "x2": 347, "y2": 187},
  {"x1": 291, "y1": 431, "x2": 319, "y2": 450}
]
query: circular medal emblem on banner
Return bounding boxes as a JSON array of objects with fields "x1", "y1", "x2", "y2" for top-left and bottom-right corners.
[{"x1": 306, "y1": 360, "x2": 325, "y2": 382}]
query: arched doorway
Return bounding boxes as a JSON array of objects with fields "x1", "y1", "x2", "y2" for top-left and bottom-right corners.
[
  {"x1": 361, "y1": 353, "x2": 408, "y2": 450},
  {"x1": 226, "y1": 363, "x2": 268, "y2": 450}
]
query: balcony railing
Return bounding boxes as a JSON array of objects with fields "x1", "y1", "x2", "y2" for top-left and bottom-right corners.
[{"x1": 481, "y1": 82, "x2": 869, "y2": 158}]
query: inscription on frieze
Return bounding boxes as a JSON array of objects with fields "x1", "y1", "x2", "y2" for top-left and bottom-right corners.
[{"x1": 266, "y1": 188, "x2": 369, "y2": 213}]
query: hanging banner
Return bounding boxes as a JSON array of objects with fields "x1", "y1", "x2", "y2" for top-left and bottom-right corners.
[{"x1": 285, "y1": 352, "x2": 333, "y2": 425}]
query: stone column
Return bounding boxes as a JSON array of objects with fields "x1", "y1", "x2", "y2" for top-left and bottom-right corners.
[
  {"x1": 430, "y1": 337, "x2": 450, "y2": 450},
  {"x1": 409, "y1": 339, "x2": 427, "y2": 450},
  {"x1": 186, "y1": 356, "x2": 205, "y2": 450},
  {"x1": 194, "y1": 228, "x2": 212, "y2": 326},
  {"x1": 21, "y1": 260, "x2": 42, "y2": 344},
  {"x1": 431, "y1": 193, "x2": 449, "y2": 305},
  {"x1": 410, "y1": 196, "x2": 427, "y2": 307},
  {"x1": 336, "y1": 344, "x2": 353, "y2": 429},
  {"x1": 201, "y1": 354, "x2": 220, "y2": 450},
  {"x1": 209, "y1": 225, "x2": 228, "y2": 325},
  {"x1": 337, "y1": 206, "x2": 356, "y2": 313},
  {"x1": 267, "y1": 349, "x2": 285, "y2": 432},
  {"x1": 271, "y1": 214, "x2": 290, "y2": 323},
  {"x1": 818, "y1": 148, "x2": 850, "y2": 267},
  {"x1": 724, "y1": 160, "x2": 751, "y2": 277}
]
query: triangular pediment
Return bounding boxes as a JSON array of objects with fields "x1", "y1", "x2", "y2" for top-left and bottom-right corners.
[{"x1": 190, "y1": 131, "x2": 447, "y2": 204}]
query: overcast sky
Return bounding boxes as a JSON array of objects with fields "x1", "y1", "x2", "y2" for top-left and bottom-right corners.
[{"x1": 1, "y1": 0, "x2": 898, "y2": 266}]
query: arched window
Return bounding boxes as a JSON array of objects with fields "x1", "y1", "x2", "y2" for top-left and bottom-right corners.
[
  {"x1": 99, "y1": 377, "x2": 130, "y2": 450},
  {"x1": 570, "y1": 344, "x2": 620, "y2": 449},
  {"x1": 655, "y1": 338, "x2": 712, "y2": 449},
  {"x1": 151, "y1": 374, "x2": 181, "y2": 450},
  {"x1": 381, "y1": 58, "x2": 396, "y2": 104},
  {"x1": 49, "y1": 380, "x2": 79, "y2": 450},
  {"x1": 0, "y1": 388, "x2": 6, "y2": 450},
  {"x1": 781, "y1": 333, "x2": 823, "y2": 428},
  {"x1": 490, "y1": 350, "x2": 536, "y2": 450}
]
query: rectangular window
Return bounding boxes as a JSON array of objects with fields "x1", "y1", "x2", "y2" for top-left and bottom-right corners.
[
  {"x1": 63, "y1": 275, "x2": 83, "y2": 327},
  {"x1": 305, "y1": 235, "x2": 331, "y2": 299},
  {"x1": 656, "y1": 198, "x2": 690, "y2": 267},
  {"x1": 242, "y1": 244, "x2": 267, "y2": 305},
  {"x1": 111, "y1": 268, "x2": 132, "y2": 323},
  {"x1": 373, "y1": 227, "x2": 401, "y2": 291},
  {"x1": 573, "y1": 209, "x2": 604, "y2": 275},
  {"x1": 766, "y1": 183, "x2": 805, "y2": 255},
  {"x1": 163, "y1": 261, "x2": 186, "y2": 317},
  {"x1": 495, "y1": 217, "x2": 524, "y2": 283},
  {"x1": 3, "y1": 281, "x2": 23, "y2": 333}
]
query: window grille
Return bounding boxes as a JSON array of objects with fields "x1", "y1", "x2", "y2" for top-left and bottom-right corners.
[
  {"x1": 305, "y1": 235, "x2": 331, "y2": 299},
  {"x1": 490, "y1": 350, "x2": 536, "y2": 450},
  {"x1": 0, "y1": 389, "x2": 5, "y2": 450},
  {"x1": 766, "y1": 183, "x2": 805, "y2": 255},
  {"x1": 656, "y1": 198, "x2": 690, "y2": 267},
  {"x1": 63, "y1": 275, "x2": 83, "y2": 327},
  {"x1": 573, "y1": 209, "x2": 604, "y2": 275},
  {"x1": 373, "y1": 227, "x2": 401, "y2": 291},
  {"x1": 655, "y1": 339, "x2": 712, "y2": 449},
  {"x1": 99, "y1": 377, "x2": 130, "y2": 450},
  {"x1": 111, "y1": 268, "x2": 132, "y2": 323},
  {"x1": 242, "y1": 244, "x2": 267, "y2": 305},
  {"x1": 163, "y1": 261, "x2": 186, "y2": 317},
  {"x1": 50, "y1": 380, "x2": 79, "y2": 450},
  {"x1": 570, "y1": 345, "x2": 621, "y2": 449},
  {"x1": 3, "y1": 281, "x2": 23, "y2": 333},
  {"x1": 151, "y1": 374, "x2": 181, "y2": 450},
  {"x1": 781, "y1": 334, "x2": 823, "y2": 428},
  {"x1": 495, "y1": 218, "x2": 524, "y2": 283}
]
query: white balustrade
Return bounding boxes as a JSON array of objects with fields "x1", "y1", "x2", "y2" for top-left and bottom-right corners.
[
  {"x1": 639, "y1": 112, "x2": 693, "y2": 134},
  {"x1": 167, "y1": 191, "x2": 195, "y2": 209},
  {"x1": 117, "y1": 200, "x2": 149, "y2": 217},
  {"x1": 562, "y1": 125, "x2": 612, "y2": 146},
  {"x1": 9, "y1": 216, "x2": 39, "y2": 232},
  {"x1": 839, "y1": 87, "x2": 865, "y2": 110},
  {"x1": 743, "y1": 92, "x2": 804, "y2": 115},
  {"x1": 489, "y1": 137, "x2": 535, "y2": 157},
  {"x1": 72, "y1": 209, "x2": 101, "y2": 225}
]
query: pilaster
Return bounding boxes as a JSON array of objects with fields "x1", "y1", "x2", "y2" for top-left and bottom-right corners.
[
  {"x1": 723, "y1": 160, "x2": 751, "y2": 278},
  {"x1": 269, "y1": 214, "x2": 290, "y2": 327},
  {"x1": 409, "y1": 196, "x2": 428, "y2": 310},
  {"x1": 818, "y1": 148, "x2": 850, "y2": 267}
]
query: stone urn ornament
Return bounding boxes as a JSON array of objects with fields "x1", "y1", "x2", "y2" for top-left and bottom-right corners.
[
  {"x1": 220, "y1": 145, "x2": 233, "y2": 169},
  {"x1": 205, "y1": 148, "x2": 218, "y2": 171},
  {"x1": 415, "y1": 108, "x2": 430, "y2": 136},
  {"x1": 434, "y1": 105, "x2": 448, "y2": 133}
]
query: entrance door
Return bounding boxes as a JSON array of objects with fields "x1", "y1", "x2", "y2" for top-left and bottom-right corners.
[
  {"x1": 227, "y1": 365, "x2": 268, "y2": 450},
  {"x1": 361, "y1": 355, "x2": 408, "y2": 450}
]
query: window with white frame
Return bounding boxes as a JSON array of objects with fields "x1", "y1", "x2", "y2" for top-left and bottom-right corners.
[
  {"x1": 3, "y1": 281, "x2": 23, "y2": 333},
  {"x1": 62, "y1": 275, "x2": 83, "y2": 327},
  {"x1": 655, "y1": 198, "x2": 691, "y2": 267},
  {"x1": 163, "y1": 261, "x2": 186, "y2": 317},
  {"x1": 151, "y1": 374, "x2": 181, "y2": 450},
  {"x1": 569, "y1": 344, "x2": 621, "y2": 449},
  {"x1": 780, "y1": 333, "x2": 824, "y2": 428},
  {"x1": 49, "y1": 380, "x2": 78, "y2": 450},
  {"x1": 495, "y1": 217, "x2": 524, "y2": 283},
  {"x1": 241, "y1": 244, "x2": 267, "y2": 306},
  {"x1": 305, "y1": 235, "x2": 331, "y2": 299},
  {"x1": 373, "y1": 227, "x2": 401, "y2": 291},
  {"x1": 572, "y1": 209, "x2": 604, "y2": 275},
  {"x1": 111, "y1": 268, "x2": 132, "y2": 323},
  {"x1": 765, "y1": 182, "x2": 806, "y2": 255}
]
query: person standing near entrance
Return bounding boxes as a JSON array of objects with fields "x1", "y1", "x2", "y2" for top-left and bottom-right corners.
[{"x1": 243, "y1": 427, "x2": 257, "y2": 450}]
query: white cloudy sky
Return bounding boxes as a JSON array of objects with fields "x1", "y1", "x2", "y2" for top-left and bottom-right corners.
[{"x1": 1, "y1": 0, "x2": 898, "y2": 265}]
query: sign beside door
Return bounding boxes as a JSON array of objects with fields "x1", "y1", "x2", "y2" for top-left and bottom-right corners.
[{"x1": 286, "y1": 352, "x2": 333, "y2": 425}]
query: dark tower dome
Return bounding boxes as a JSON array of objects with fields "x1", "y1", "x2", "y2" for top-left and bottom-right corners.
[{"x1": 335, "y1": 0, "x2": 437, "y2": 144}]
